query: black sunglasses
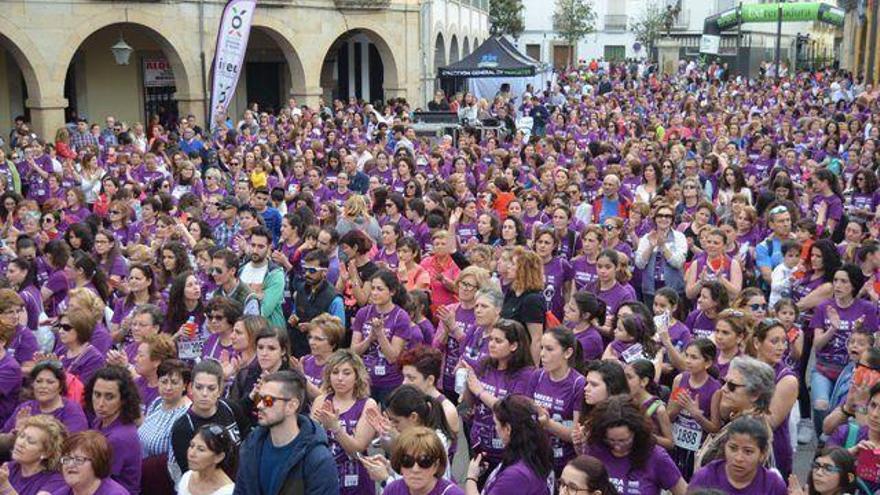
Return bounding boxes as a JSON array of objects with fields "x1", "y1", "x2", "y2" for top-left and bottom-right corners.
[{"x1": 399, "y1": 454, "x2": 437, "y2": 469}]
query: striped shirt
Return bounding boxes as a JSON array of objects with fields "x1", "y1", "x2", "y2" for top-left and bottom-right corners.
[{"x1": 137, "y1": 397, "x2": 191, "y2": 458}]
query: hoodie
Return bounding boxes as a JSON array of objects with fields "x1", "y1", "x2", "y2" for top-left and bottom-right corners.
[{"x1": 233, "y1": 415, "x2": 339, "y2": 495}]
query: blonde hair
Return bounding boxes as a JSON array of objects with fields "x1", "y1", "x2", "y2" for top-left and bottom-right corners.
[
  {"x1": 455, "y1": 266, "x2": 491, "y2": 292},
  {"x1": 305, "y1": 314, "x2": 345, "y2": 350},
  {"x1": 321, "y1": 349, "x2": 371, "y2": 399},
  {"x1": 67, "y1": 287, "x2": 106, "y2": 321},
  {"x1": 343, "y1": 195, "x2": 371, "y2": 219},
  {"x1": 141, "y1": 333, "x2": 177, "y2": 362},
  {"x1": 512, "y1": 247, "x2": 544, "y2": 293},
  {"x1": 19, "y1": 415, "x2": 68, "y2": 471}
]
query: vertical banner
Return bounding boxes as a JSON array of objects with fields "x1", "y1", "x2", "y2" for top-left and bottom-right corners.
[{"x1": 209, "y1": 0, "x2": 256, "y2": 130}]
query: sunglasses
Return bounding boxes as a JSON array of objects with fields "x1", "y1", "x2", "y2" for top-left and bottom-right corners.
[
  {"x1": 399, "y1": 454, "x2": 437, "y2": 469},
  {"x1": 42, "y1": 217, "x2": 54, "y2": 223},
  {"x1": 55, "y1": 323, "x2": 74, "y2": 332},
  {"x1": 749, "y1": 303, "x2": 767, "y2": 312},
  {"x1": 211, "y1": 267, "x2": 226, "y2": 275},
  {"x1": 255, "y1": 394, "x2": 293, "y2": 408},
  {"x1": 812, "y1": 461, "x2": 842, "y2": 474},
  {"x1": 603, "y1": 224, "x2": 617, "y2": 231},
  {"x1": 655, "y1": 213, "x2": 674, "y2": 219},
  {"x1": 304, "y1": 266, "x2": 326, "y2": 275},
  {"x1": 109, "y1": 210, "x2": 121, "y2": 215},
  {"x1": 208, "y1": 314, "x2": 226, "y2": 322},
  {"x1": 721, "y1": 379, "x2": 746, "y2": 392}
]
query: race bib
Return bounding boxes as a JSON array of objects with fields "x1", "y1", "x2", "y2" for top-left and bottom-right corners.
[
  {"x1": 178, "y1": 338, "x2": 204, "y2": 360},
  {"x1": 343, "y1": 475, "x2": 359, "y2": 487},
  {"x1": 672, "y1": 418, "x2": 703, "y2": 451},
  {"x1": 374, "y1": 365, "x2": 386, "y2": 376},
  {"x1": 620, "y1": 343, "x2": 646, "y2": 363}
]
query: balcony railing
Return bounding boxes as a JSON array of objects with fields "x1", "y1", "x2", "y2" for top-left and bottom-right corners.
[
  {"x1": 334, "y1": 0, "x2": 391, "y2": 9},
  {"x1": 604, "y1": 14, "x2": 628, "y2": 32}
]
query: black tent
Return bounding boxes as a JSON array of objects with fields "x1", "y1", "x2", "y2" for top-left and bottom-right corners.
[{"x1": 438, "y1": 36, "x2": 540, "y2": 78}]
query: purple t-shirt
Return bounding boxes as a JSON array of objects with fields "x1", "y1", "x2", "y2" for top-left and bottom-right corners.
[
  {"x1": 3, "y1": 398, "x2": 88, "y2": 433},
  {"x1": 685, "y1": 310, "x2": 717, "y2": 340},
  {"x1": 59, "y1": 344, "x2": 106, "y2": 386},
  {"x1": 482, "y1": 460, "x2": 551, "y2": 495},
  {"x1": 811, "y1": 193, "x2": 845, "y2": 226},
  {"x1": 586, "y1": 444, "x2": 682, "y2": 495},
  {"x1": 689, "y1": 459, "x2": 786, "y2": 495},
  {"x1": 437, "y1": 304, "x2": 477, "y2": 393},
  {"x1": 0, "y1": 353, "x2": 22, "y2": 423},
  {"x1": 352, "y1": 304, "x2": 414, "y2": 389},
  {"x1": 325, "y1": 396, "x2": 372, "y2": 495},
  {"x1": 7, "y1": 461, "x2": 66, "y2": 495},
  {"x1": 811, "y1": 298, "x2": 878, "y2": 369},
  {"x1": 530, "y1": 368, "x2": 585, "y2": 472},
  {"x1": 90, "y1": 417, "x2": 142, "y2": 494},
  {"x1": 56, "y1": 478, "x2": 129, "y2": 495},
  {"x1": 471, "y1": 367, "x2": 536, "y2": 461},
  {"x1": 301, "y1": 354, "x2": 325, "y2": 390},
  {"x1": 9, "y1": 325, "x2": 38, "y2": 365},
  {"x1": 460, "y1": 326, "x2": 490, "y2": 370},
  {"x1": 135, "y1": 375, "x2": 159, "y2": 410},
  {"x1": 571, "y1": 255, "x2": 598, "y2": 292},
  {"x1": 201, "y1": 333, "x2": 237, "y2": 361},
  {"x1": 44, "y1": 269, "x2": 70, "y2": 317},
  {"x1": 19, "y1": 285, "x2": 43, "y2": 332},
  {"x1": 572, "y1": 325, "x2": 604, "y2": 361},
  {"x1": 543, "y1": 257, "x2": 574, "y2": 321},
  {"x1": 382, "y1": 478, "x2": 464, "y2": 495},
  {"x1": 596, "y1": 283, "x2": 637, "y2": 323}
]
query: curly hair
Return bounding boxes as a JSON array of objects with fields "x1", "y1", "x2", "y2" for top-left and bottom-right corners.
[
  {"x1": 85, "y1": 365, "x2": 142, "y2": 424},
  {"x1": 18, "y1": 415, "x2": 67, "y2": 471},
  {"x1": 586, "y1": 395, "x2": 655, "y2": 470}
]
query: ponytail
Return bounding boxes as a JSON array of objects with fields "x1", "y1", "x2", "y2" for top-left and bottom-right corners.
[{"x1": 385, "y1": 385, "x2": 453, "y2": 441}]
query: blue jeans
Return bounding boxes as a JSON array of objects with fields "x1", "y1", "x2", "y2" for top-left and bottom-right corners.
[{"x1": 810, "y1": 367, "x2": 835, "y2": 433}]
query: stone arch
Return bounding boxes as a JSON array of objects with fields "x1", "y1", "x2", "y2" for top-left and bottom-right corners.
[
  {"x1": 0, "y1": 20, "x2": 47, "y2": 102},
  {"x1": 462, "y1": 37, "x2": 471, "y2": 57},
  {"x1": 434, "y1": 32, "x2": 447, "y2": 72},
  {"x1": 51, "y1": 11, "x2": 198, "y2": 99},
  {"x1": 318, "y1": 27, "x2": 400, "y2": 103},
  {"x1": 449, "y1": 35, "x2": 460, "y2": 64},
  {"x1": 248, "y1": 19, "x2": 307, "y2": 100}
]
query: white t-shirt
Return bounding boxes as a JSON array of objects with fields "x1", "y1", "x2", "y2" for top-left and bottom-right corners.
[
  {"x1": 239, "y1": 262, "x2": 269, "y2": 286},
  {"x1": 177, "y1": 471, "x2": 235, "y2": 495}
]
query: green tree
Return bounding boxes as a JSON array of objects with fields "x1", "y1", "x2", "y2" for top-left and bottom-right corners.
[
  {"x1": 490, "y1": 0, "x2": 525, "y2": 39},
  {"x1": 630, "y1": 2, "x2": 666, "y2": 61},
  {"x1": 552, "y1": 0, "x2": 597, "y2": 65}
]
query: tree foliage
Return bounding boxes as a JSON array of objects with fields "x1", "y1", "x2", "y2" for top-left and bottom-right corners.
[
  {"x1": 490, "y1": 0, "x2": 525, "y2": 39},
  {"x1": 630, "y1": 2, "x2": 666, "y2": 60},
  {"x1": 552, "y1": 0, "x2": 597, "y2": 62}
]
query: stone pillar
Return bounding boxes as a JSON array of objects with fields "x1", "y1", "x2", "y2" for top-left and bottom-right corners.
[
  {"x1": 292, "y1": 86, "x2": 325, "y2": 109},
  {"x1": 656, "y1": 38, "x2": 680, "y2": 76},
  {"x1": 175, "y1": 93, "x2": 208, "y2": 127},
  {"x1": 27, "y1": 96, "x2": 67, "y2": 140},
  {"x1": 348, "y1": 39, "x2": 356, "y2": 98},
  {"x1": 361, "y1": 41, "x2": 370, "y2": 102}
]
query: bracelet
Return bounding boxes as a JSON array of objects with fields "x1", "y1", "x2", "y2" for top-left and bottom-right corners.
[
  {"x1": 466, "y1": 478, "x2": 479, "y2": 484},
  {"x1": 841, "y1": 405, "x2": 854, "y2": 417}
]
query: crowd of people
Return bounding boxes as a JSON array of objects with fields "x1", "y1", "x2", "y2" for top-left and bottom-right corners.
[{"x1": 0, "y1": 57, "x2": 879, "y2": 495}]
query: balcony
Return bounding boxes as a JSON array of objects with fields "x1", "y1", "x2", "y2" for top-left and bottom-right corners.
[
  {"x1": 334, "y1": 0, "x2": 391, "y2": 9},
  {"x1": 604, "y1": 14, "x2": 628, "y2": 32}
]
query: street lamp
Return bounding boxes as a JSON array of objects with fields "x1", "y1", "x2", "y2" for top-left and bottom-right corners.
[{"x1": 111, "y1": 34, "x2": 134, "y2": 65}]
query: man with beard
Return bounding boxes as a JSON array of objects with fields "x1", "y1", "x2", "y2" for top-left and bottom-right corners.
[
  {"x1": 233, "y1": 370, "x2": 338, "y2": 495},
  {"x1": 287, "y1": 250, "x2": 344, "y2": 357},
  {"x1": 239, "y1": 226, "x2": 286, "y2": 330}
]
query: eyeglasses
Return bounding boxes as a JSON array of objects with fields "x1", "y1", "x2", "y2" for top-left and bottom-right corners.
[
  {"x1": 721, "y1": 379, "x2": 747, "y2": 392},
  {"x1": 558, "y1": 479, "x2": 592, "y2": 494},
  {"x1": 749, "y1": 303, "x2": 767, "y2": 312},
  {"x1": 603, "y1": 224, "x2": 617, "y2": 231},
  {"x1": 459, "y1": 281, "x2": 479, "y2": 291},
  {"x1": 308, "y1": 334, "x2": 329, "y2": 342},
  {"x1": 399, "y1": 454, "x2": 437, "y2": 469},
  {"x1": 54, "y1": 323, "x2": 74, "y2": 332},
  {"x1": 255, "y1": 394, "x2": 293, "y2": 408},
  {"x1": 812, "y1": 461, "x2": 843, "y2": 474},
  {"x1": 60, "y1": 455, "x2": 91, "y2": 466}
]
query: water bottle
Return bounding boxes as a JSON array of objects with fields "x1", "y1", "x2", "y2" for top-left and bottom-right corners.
[
  {"x1": 184, "y1": 316, "x2": 197, "y2": 339},
  {"x1": 454, "y1": 367, "x2": 469, "y2": 395}
]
